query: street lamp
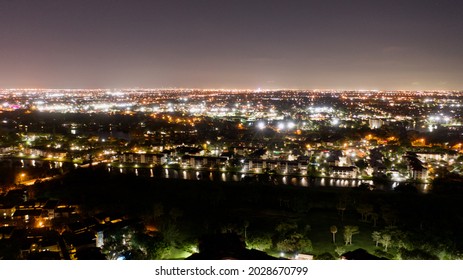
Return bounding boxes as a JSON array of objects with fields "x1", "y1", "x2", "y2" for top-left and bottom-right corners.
[{"x1": 257, "y1": 122, "x2": 266, "y2": 130}]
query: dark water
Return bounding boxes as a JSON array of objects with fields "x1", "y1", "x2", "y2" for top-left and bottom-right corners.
[{"x1": 109, "y1": 167, "x2": 430, "y2": 192}]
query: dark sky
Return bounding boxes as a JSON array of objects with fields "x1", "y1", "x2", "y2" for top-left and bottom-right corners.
[{"x1": 0, "y1": 0, "x2": 462, "y2": 90}]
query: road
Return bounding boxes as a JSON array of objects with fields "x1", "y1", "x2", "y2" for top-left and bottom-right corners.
[{"x1": 21, "y1": 175, "x2": 59, "y2": 186}]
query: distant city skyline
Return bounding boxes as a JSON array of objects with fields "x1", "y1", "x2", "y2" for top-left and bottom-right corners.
[{"x1": 1, "y1": 0, "x2": 462, "y2": 90}]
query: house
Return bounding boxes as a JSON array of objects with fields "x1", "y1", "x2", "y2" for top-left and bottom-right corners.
[
  {"x1": 0, "y1": 204, "x2": 16, "y2": 221},
  {"x1": 329, "y1": 166, "x2": 358, "y2": 178},
  {"x1": 404, "y1": 155, "x2": 428, "y2": 181},
  {"x1": 244, "y1": 159, "x2": 308, "y2": 174},
  {"x1": 62, "y1": 231, "x2": 97, "y2": 259},
  {"x1": 54, "y1": 205, "x2": 77, "y2": 219},
  {"x1": 119, "y1": 152, "x2": 167, "y2": 165},
  {"x1": 15, "y1": 228, "x2": 64, "y2": 259},
  {"x1": 23, "y1": 147, "x2": 67, "y2": 159},
  {"x1": 43, "y1": 200, "x2": 59, "y2": 220},
  {"x1": 410, "y1": 164, "x2": 428, "y2": 181},
  {"x1": 416, "y1": 151, "x2": 457, "y2": 163},
  {"x1": 12, "y1": 209, "x2": 43, "y2": 227},
  {"x1": 66, "y1": 218, "x2": 98, "y2": 234},
  {"x1": 180, "y1": 155, "x2": 228, "y2": 169}
]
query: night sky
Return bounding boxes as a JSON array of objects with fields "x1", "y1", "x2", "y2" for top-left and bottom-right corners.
[{"x1": 0, "y1": 0, "x2": 462, "y2": 90}]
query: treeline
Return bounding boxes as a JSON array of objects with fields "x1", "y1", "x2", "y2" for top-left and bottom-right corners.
[{"x1": 32, "y1": 167, "x2": 463, "y2": 259}]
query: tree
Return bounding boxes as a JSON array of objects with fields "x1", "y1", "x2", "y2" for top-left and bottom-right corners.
[
  {"x1": 276, "y1": 233, "x2": 312, "y2": 253},
  {"x1": 381, "y1": 234, "x2": 392, "y2": 252},
  {"x1": 132, "y1": 231, "x2": 172, "y2": 260},
  {"x1": 370, "y1": 212, "x2": 379, "y2": 227},
  {"x1": 330, "y1": 225, "x2": 338, "y2": 244},
  {"x1": 160, "y1": 221, "x2": 181, "y2": 246},
  {"x1": 356, "y1": 203, "x2": 373, "y2": 222},
  {"x1": 399, "y1": 248, "x2": 439, "y2": 260},
  {"x1": 221, "y1": 223, "x2": 239, "y2": 234},
  {"x1": 334, "y1": 246, "x2": 346, "y2": 257},
  {"x1": 381, "y1": 205, "x2": 398, "y2": 226},
  {"x1": 343, "y1": 225, "x2": 360, "y2": 245},
  {"x1": 101, "y1": 228, "x2": 129, "y2": 260},
  {"x1": 275, "y1": 222, "x2": 298, "y2": 234},
  {"x1": 336, "y1": 201, "x2": 347, "y2": 221},
  {"x1": 144, "y1": 234, "x2": 172, "y2": 259},
  {"x1": 372, "y1": 231, "x2": 381, "y2": 247},
  {"x1": 355, "y1": 159, "x2": 369, "y2": 174},
  {"x1": 246, "y1": 235, "x2": 273, "y2": 251},
  {"x1": 274, "y1": 222, "x2": 312, "y2": 253}
]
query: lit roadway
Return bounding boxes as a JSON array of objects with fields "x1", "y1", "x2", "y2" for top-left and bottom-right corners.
[
  {"x1": 21, "y1": 175, "x2": 58, "y2": 186},
  {"x1": 18, "y1": 161, "x2": 108, "y2": 186}
]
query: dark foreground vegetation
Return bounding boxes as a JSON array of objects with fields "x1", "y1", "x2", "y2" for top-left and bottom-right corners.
[{"x1": 8, "y1": 166, "x2": 458, "y2": 260}]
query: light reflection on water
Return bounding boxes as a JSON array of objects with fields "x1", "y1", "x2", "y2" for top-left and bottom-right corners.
[
  {"x1": 282, "y1": 176, "x2": 287, "y2": 184},
  {"x1": 300, "y1": 177, "x2": 308, "y2": 187},
  {"x1": 108, "y1": 167, "x2": 429, "y2": 192}
]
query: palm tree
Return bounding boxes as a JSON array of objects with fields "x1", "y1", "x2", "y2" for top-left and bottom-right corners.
[
  {"x1": 243, "y1": 220, "x2": 250, "y2": 241},
  {"x1": 336, "y1": 201, "x2": 346, "y2": 221},
  {"x1": 370, "y1": 213, "x2": 379, "y2": 227},
  {"x1": 330, "y1": 225, "x2": 338, "y2": 244}
]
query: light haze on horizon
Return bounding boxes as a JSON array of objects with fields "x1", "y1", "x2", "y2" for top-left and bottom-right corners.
[{"x1": 0, "y1": 0, "x2": 462, "y2": 90}]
